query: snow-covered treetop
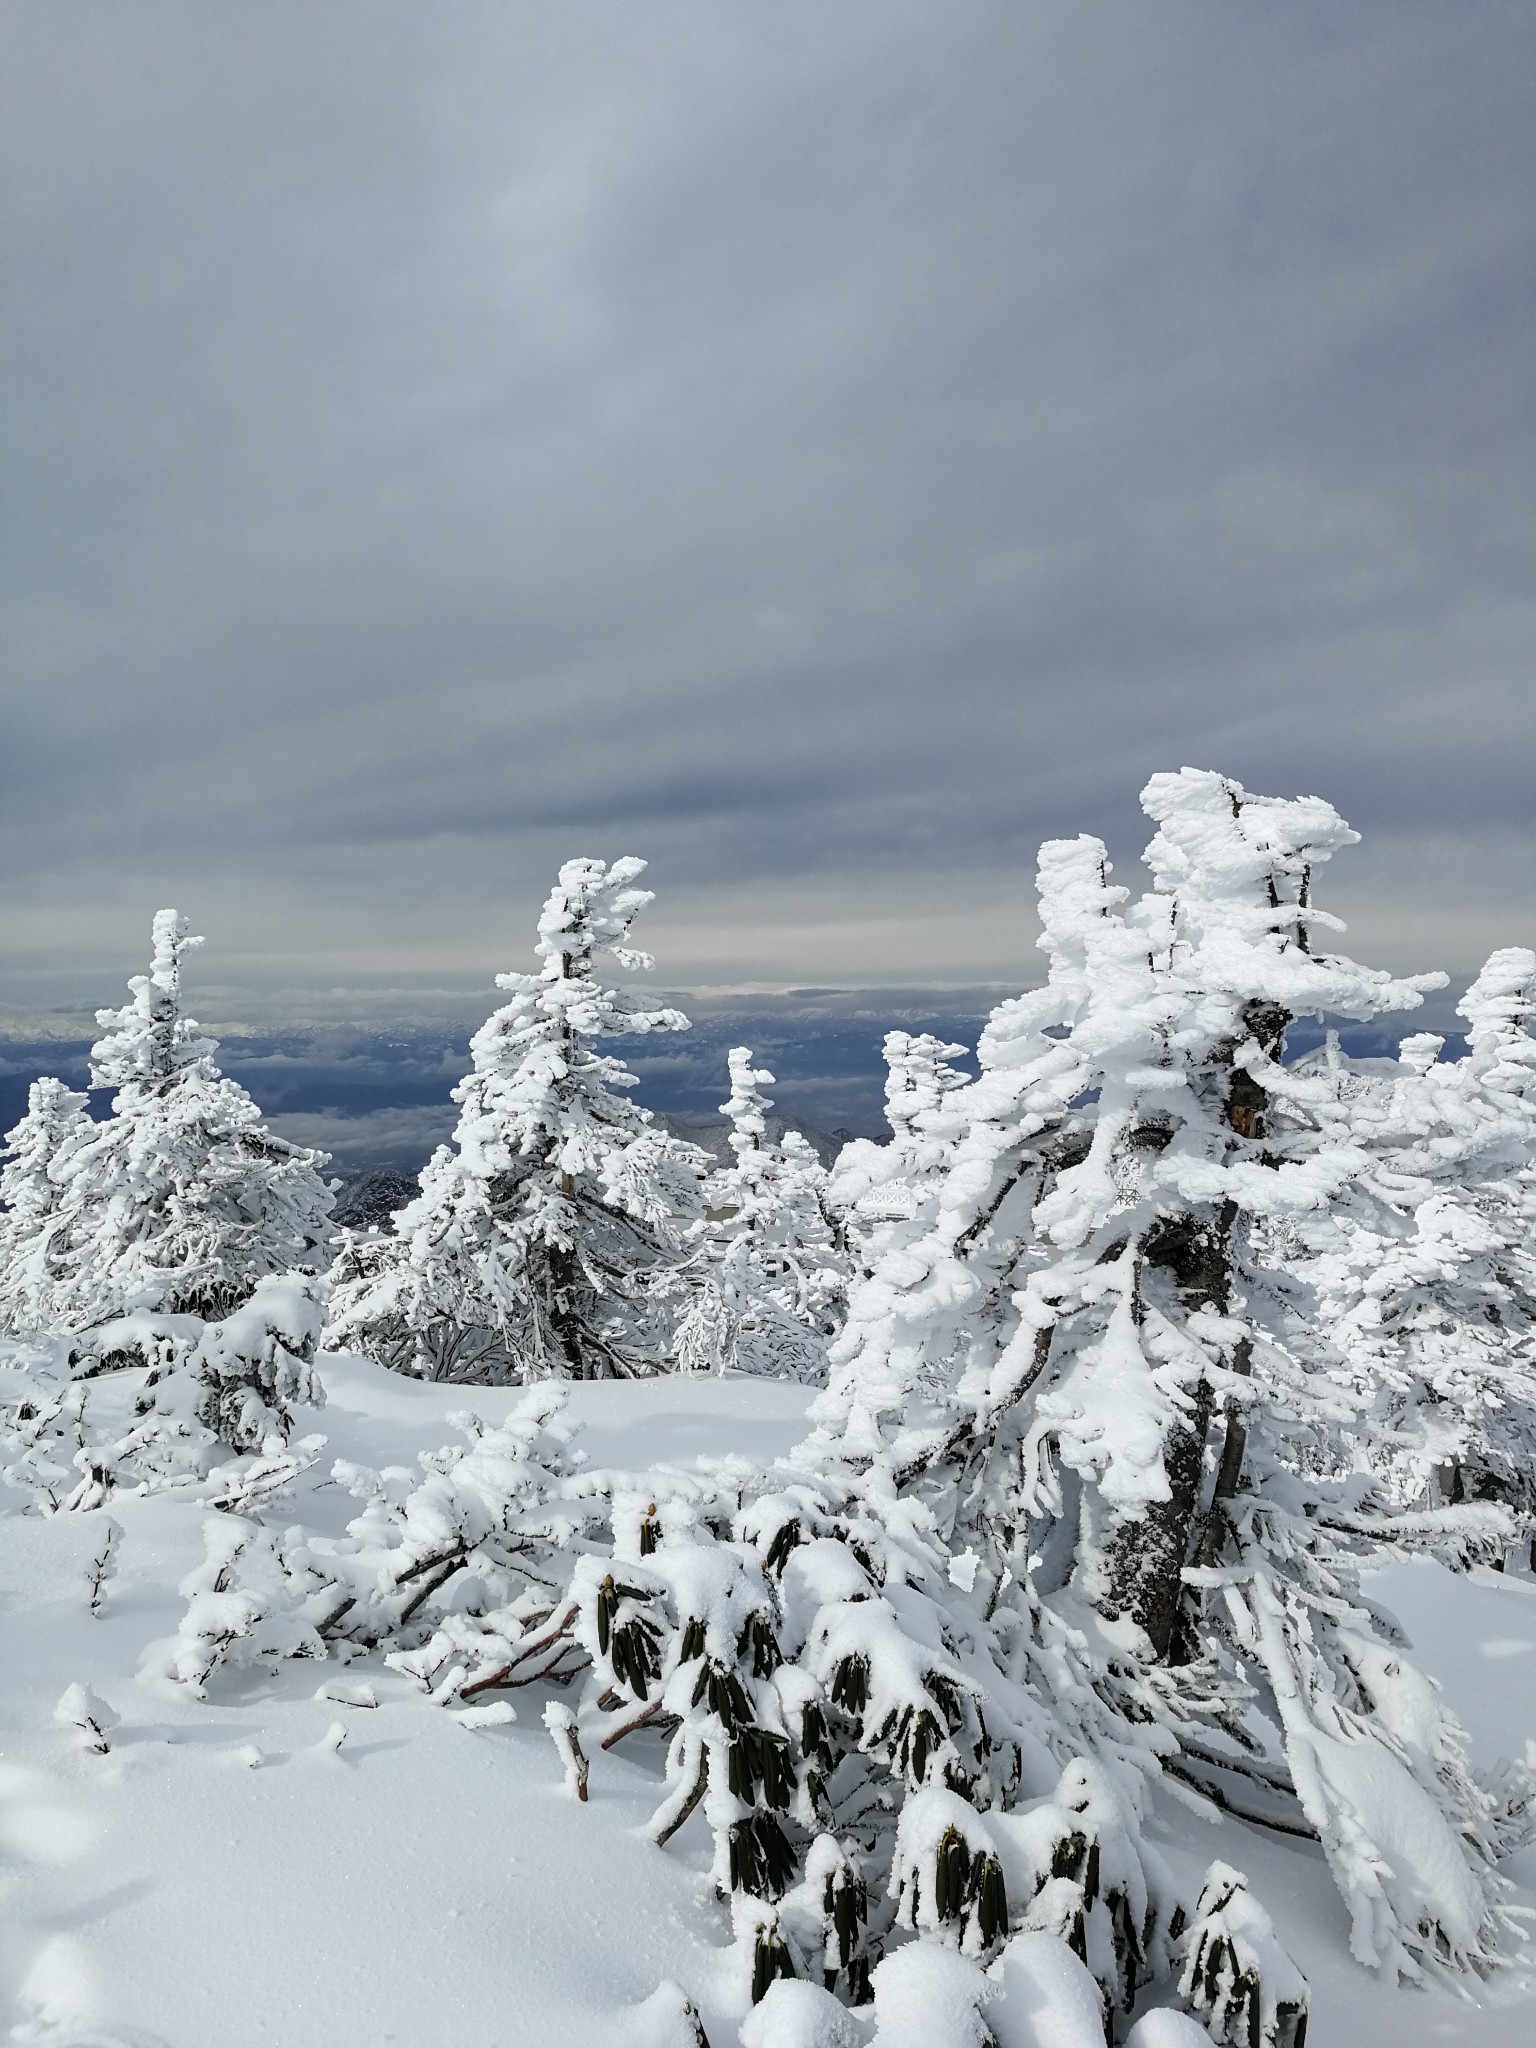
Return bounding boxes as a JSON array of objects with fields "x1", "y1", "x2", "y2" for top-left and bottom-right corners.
[
  {"x1": 90, "y1": 909, "x2": 218, "y2": 1095},
  {"x1": 536, "y1": 854, "x2": 653, "y2": 969},
  {"x1": 1035, "y1": 833, "x2": 1131, "y2": 994},
  {"x1": 882, "y1": 1031, "x2": 970, "y2": 1142},
  {"x1": 472, "y1": 856, "x2": 688, "y2": 1158},
  {"x1": 1138, "y1": 768, "x2": 1444, "y2": 1022},
  {"x1": 722, "y1": 1047, "x2": 775, "y2": 1160},
  {"x1": 826, "y1": 1031, "x2": 969, "y2": 1244},
  {"x1": 2, "y1": 1075, "x2": 89, "y2": 1179},
  {"x1": 1460, "y1": 946, "x2": 1536, "y2": 1092},
  {"x1": 491, "y1": 857, "x2": 689, "y2": 1049}
]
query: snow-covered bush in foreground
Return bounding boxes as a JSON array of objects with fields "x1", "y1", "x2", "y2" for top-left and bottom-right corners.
[
  {"x1": 1175, "y1": 1863, "x2": 1308, "y2": 2048},
  {"x1": 139, "y1": 1375, "x2": 1306, "y2": 2037},
  {"x1": 2, "y1": 1275, "x2": 327, "y2": 1511},
  {"x1": 325, "y1": 857, "x2": 707, "y2": 1381}
]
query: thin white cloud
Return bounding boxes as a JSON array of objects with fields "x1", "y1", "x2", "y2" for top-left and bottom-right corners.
[{"x1": 267, "y1": 1107, "x2": 456, "y2": 1173}]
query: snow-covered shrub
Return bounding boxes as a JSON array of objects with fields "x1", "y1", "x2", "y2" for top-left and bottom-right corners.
[
  {"x1": 152, "y1": 1387, "x2": 596, "y2": 1697},
  {"x1": 624, "y1": 1981, "x2": 713, "y2": 2048},
  {"x1": 157, "y1": 1514, "x2": 328, "y2": 1693},
  {"x1": 1175, "y1": 1862, "x2": 1308, "y2": 2047},
  {"x1": 1123, "y1": 2011, "x2": 1213, "y2": 2048},
  {"x1": 0, "y1": 1352, "x2": 94, "y2": 1511},
  {"x1": 54, "y1": 1682, "x2": 118, "y2": 1753},
  {"x1": 542, "y1": 1698, "x2": 590, "y2": 1798},
  {"x1": 890, "y1": 1759, "x2": 1180, "y2": 2022},
  {"x1": 891, "y1": 1786, "x2": 1011, "y2": 1956},
  {"x1": 2, "y1": 1282, "x2": 327, "y2": 1516},
  {"x1": 182, "y1": 1272, "x2": 327, "y2": 1451},
  {"x1": 989, "y1": 1929, "x2": 1110, "y2": 2048},
  {"x1": 83, "y1": 1512, "x2": 121, "y2": 1614},
  {"x1": 739, "y1": 1977, "x2": 859, "y2": 2048},
  {"x1": 863, "y1": 1942, "x2": 993, "y2": 2047},
  {"x1": 325, "y1": 858, "x2": 707, "y2": 1381}
]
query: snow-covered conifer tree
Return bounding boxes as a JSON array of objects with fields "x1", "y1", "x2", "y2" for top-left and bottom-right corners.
[
  {"x1": 45, "y1": 911, "x2": 332, "y2": 1330},
  {"x1": 1280, "y1": 949, "x2": 1536, "y2": 1531},
  {"x1": 0, "y1": 1076, "x2": 93, "y2": 1334},
  {"x1": 717, "y1": 1050, "x2": 846, "y2": 1328},
  {"x1": 828, "y1": 1029, "x2": 969, "y2": 1274},
  {"x1": 677, "y1": 1049, "x2": 848, "y2": 1377},
  {"x1": 810, "y1": 770, "x2": 1527, "y2": 1979},
  {"x1": 326, "y1": 858, "x2": 704, "y2": 1381}
]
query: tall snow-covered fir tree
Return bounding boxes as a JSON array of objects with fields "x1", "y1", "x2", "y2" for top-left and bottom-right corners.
[
  {"x1": 326, "y1": 857, "x2": 706, "y2": 1382},
  {"x1": 0, "y1": 1076, "x2": 93, "y2": 1335},
  {"x1": 18, "y1": 911, "x2": 333, "y2": 1332},
  {"x1": 804, "y1": 769, "x2": 1528, "y2": 1980}
]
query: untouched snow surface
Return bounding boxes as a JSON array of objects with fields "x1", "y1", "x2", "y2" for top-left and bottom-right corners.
[{"x1": 2, "y1": 1356, "x2": 1533, "y2": 2046}]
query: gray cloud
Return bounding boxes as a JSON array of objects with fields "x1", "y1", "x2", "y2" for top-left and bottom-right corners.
[
  {"x1": 2, "y1": 1, "x2": 1532, "y2": 1008},
  {"x1": 267, "y1": 1106, "x2": 459, "y2": 1174}
]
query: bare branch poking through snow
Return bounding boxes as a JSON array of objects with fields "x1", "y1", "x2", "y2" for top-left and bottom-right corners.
[
  {"x1": 543, "y1": 1701, "x2": 589, "y2": 1801},
  {"x1": 83, "y1": 1515, "x2": 122, "y2": 1616},
  {"x1": 54, "y1": 1682, "x2": 118, "y2": 1753}
]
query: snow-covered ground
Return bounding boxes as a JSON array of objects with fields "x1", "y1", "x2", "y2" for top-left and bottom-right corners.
[{"x1": 3, "y1": 1359, "x2": 1533, "y2": 2046}]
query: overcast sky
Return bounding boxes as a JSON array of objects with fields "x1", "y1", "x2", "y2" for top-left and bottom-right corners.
[{"x1": 2, "y1": 2, "x2": 1531, "y2": 1023}]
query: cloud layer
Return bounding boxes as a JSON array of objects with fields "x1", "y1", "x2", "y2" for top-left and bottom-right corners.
[{"x1": 3, "y1": 2, "x2": 1531, "y2": 1007}]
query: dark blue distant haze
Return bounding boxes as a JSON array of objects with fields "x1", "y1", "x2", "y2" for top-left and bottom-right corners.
[{"x1": 0, "y1": 988, "x2": 1473, "y2": 1177}]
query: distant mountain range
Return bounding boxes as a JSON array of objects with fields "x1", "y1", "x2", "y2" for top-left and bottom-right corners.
[
  {"x1": 328, "y1": 1108, "x2": 852, "y2": 1235},
  {"x1": 3, "y1": 988, "x2": 1466, "y2": 1181}
]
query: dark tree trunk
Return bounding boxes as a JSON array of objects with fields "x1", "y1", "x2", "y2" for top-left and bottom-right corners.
[
  {"x1": 1110, "y1": 1377, "x2": 1216, "y2": 1659},
  {"x1": 1105, "y1": 1001, "x2": 1290, "y2": 1660}
]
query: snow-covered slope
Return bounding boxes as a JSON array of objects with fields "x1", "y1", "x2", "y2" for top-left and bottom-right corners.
[{"x1": 2, "y1": 1359, "x2": 1532, "y2": 2046}]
